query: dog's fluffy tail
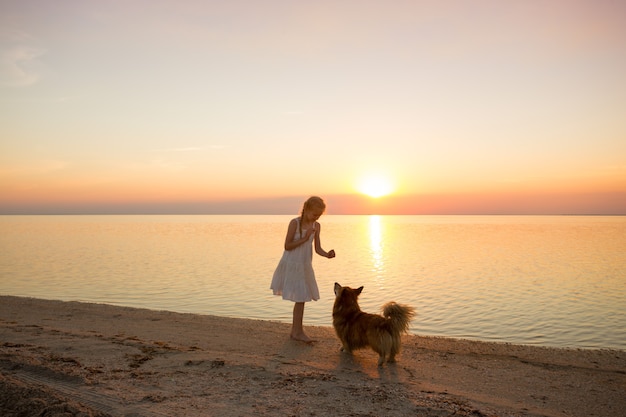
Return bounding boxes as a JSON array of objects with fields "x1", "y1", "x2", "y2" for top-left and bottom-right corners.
[{"x1": 382, "y1": 302, "x2": 415, "y2": 334}]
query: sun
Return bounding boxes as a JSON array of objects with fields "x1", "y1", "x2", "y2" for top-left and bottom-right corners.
[{"x1": 356, "y1": 173, "x2": 395, "y2": 198}]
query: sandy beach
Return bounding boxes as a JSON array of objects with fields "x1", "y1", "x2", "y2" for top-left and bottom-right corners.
[{"x1": 1, "y1": 296, "x2": 624, "y2": 417}]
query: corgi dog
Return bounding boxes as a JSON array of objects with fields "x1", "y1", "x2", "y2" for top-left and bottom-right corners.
[{"x1": 333, "y1": 282, "x2": 415, "y2": 366}]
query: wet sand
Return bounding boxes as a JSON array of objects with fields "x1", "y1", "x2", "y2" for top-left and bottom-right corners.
[{"x1": 1, "y1": 296, "x2": 624, "y2": 416}]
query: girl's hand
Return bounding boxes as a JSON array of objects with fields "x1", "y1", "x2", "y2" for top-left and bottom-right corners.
[{"x1": 327, "y1": 249, "x2": 336, "y2": 258}]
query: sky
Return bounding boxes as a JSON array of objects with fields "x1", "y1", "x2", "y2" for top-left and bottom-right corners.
[{"x1": 1, "y1": 0, "x2": 625, "y2": 214}]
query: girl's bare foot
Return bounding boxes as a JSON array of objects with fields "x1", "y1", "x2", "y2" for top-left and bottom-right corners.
[{"x1": 290, "y1": 332, "x2": 317, "y2": 343}]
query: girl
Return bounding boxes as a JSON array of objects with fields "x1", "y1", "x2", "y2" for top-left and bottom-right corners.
[{"x1": 270, "y1": 196, "x2": 336, "y2": 343}]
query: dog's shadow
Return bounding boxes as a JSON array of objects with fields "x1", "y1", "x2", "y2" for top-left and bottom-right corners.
[{"x1": 335, "y1": 349, "x2": 401, "y2": 382}]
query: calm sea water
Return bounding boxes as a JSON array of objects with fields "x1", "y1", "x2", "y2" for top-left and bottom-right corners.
[{"x1": 1, "y1": 215, "x2": 624, "y2": 350}]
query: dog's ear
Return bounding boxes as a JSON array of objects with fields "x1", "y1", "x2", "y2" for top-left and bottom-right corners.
[
  {"x1": 334, "y1": 282, "x2": 342, "y2": 296},
  {"x1": 356, "y1": 286, "x2": 363, "y2": 295}
]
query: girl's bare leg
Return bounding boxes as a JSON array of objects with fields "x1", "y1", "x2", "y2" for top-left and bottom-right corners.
[{"x1": 291, "y1": 302, "x2": 315, "y2": 343}]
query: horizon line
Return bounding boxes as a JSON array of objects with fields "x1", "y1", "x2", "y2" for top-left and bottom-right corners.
[{"x1": 1, "y1": 191, "x2": 624, "y2": 216}]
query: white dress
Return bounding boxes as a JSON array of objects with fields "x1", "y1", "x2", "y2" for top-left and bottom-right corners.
[{"x1": 270, "y1": 218, "x2": 320, "y2": 302}]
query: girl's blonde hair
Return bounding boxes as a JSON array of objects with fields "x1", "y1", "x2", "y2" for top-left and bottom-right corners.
[{"x1": 299, "y1": 196, "x2": 326, "y2": 235}]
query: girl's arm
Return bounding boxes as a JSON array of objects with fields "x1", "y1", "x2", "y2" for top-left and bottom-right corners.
[
  {"x1": 314, "y1": 223, "x2": 336, "y2": 258},
  {"x1": 284, "y1": 218, "x2": 313, "y2": 251}
]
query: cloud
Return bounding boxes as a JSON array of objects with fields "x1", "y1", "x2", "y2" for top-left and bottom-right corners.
[
  {"x1": 149, "y1": 145, "x2": 227, "y2": 152},
  {"x1": 148, "y1": 159, "x2": 187, "y2": 172},
  {"x1": 152, "y1": 147, "x2": 205, "y2": 152},
  {"x1": 0, "y1": 160, "x2": 67, "y2": 177},
  {"x1": 0, "y1": 45, "x2": 45, "y2": 87}
]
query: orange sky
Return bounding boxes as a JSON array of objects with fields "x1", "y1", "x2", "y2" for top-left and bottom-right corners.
[{"x1": 1, "y1": 1, "x2": 625, "y2": 214}]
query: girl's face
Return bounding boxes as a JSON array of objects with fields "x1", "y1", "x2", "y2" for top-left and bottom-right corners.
[{"x1": 305, "y1": 206, "x2": 324, "y2": 222}]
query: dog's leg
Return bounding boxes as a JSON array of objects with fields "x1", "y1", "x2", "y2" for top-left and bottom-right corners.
[
  {"x1": 388, "y1": 343, "x2": 401, "y2": 363},
  {"x1": 376, "y1": 333, "x2": 394, "y2": 366},
  {"x1": 377, "y1": 354, "x2": 385, "y2": 366}
]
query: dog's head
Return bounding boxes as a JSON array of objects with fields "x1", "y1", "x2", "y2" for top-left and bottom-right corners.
[{"x1": 334, "y1": 282, "x2": 363, "y2": 303}]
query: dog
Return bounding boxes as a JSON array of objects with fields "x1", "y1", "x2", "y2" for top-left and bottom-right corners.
[{"x1": 332, "y1": 282, "x2": 415, "y2": 366}]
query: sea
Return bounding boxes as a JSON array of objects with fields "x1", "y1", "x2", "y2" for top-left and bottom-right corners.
[{"x1": 1, "y1": 215, "x2": 624, "y2": 350}]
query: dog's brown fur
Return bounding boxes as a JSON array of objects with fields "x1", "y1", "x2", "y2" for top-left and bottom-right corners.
[{"x1": 332, "y1": 282, "x2": 415, "y2": 366}]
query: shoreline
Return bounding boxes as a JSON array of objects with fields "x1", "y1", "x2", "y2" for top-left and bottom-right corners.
[{"x1": 1, "y1": 296, "x2": 624, "y2": 417}]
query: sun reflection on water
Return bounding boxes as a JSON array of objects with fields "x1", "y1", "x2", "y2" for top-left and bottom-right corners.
[{"x1": 368, "y1": 215, "x2": 385, "y2": 284}]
